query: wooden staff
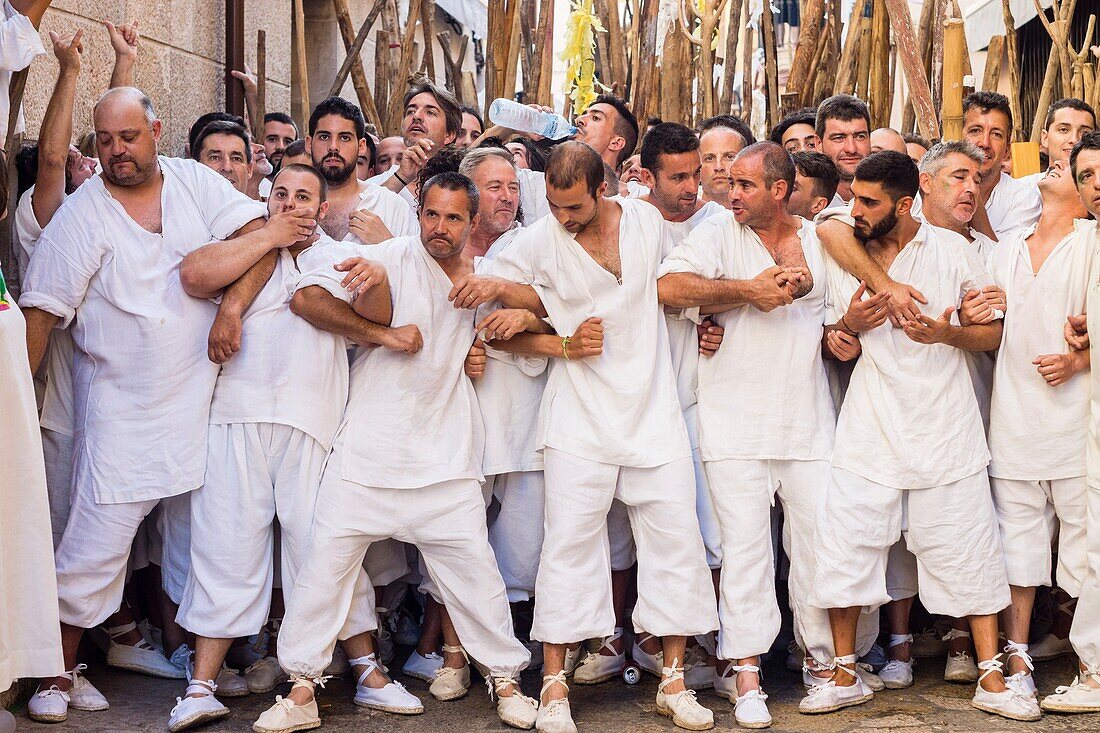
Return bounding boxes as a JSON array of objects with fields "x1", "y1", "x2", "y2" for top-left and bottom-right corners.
[
  {"x1": 834, "y1": 0, "x2": 868, "y2": 94},
  {"x1": 2, "y1": 68, "x2": 28, "y2": 286},
  {"x1": 901, "y1": 0, "x2": 934, "y2": 133},
  {"x1": 883, "y1": 0, "x2": 937, "y2": 138},
  {"x1": 1033, "y1": 0, "x2": 1074, "y2": 98},
  {"x1": 868, "y1": 0, "x2": 889, "y2": 128},
  {"x1": 982, "y1": 35, "x2": 1003, "y2": 91},
  {"x1": 485, "y1": 0, "x2": 505, "y2": 115},
  {"x1": 930, "y1": 0, "x2": 947, "y2": 112},
  {"x1": 853, "y1": 16, "x2": 873, "y2": 99},
  {"x1": 942, "y1": 16, "x2": 964, "y2": 140},
  {"x1": 1069, "y1": 15, "x2": 1096, "y2": 102},
  {"x1": 1000, "y1": 0, "x2": 1022, "y2": 140},
  {"x1": 761, "y1": 0, "x2": 780, "y2": 131},
  {"x1": 437, "y1": 31, "x2": 469, "y2": 102},
  {"x1": 661, "y1": 20, "x2": 688, "y2": 123},
  {"x1": 293, "y1": 0, "x2": 310, "y2": 129},
  {"x1": 388, "y1": 0, "x2": 424, "y2": 132},
  {"x1": 812, "y1": 4, "x2": 840, "y2": 103},
  {"x1": 681, "y1": 0, "x2": 732, "y2": 121},
  {"x1": 331, "y1": 0, "x2": 385, "y2": 129},
  {"x1": 375, "y1": 29, "x2": 391, "y2": 123},
  {"x1": 801, "y1": 13, "x2": 830, "y2": 102},
  {"x1": 245, "y1": 30, "x2": 267, "y2": 142},
  {"x1": 785, "y1": 0, "x2": 824, "y2": 102},
  {"x1": 632, "y1": 0, "x2": 661, "y2": 124},
  {"x1": 1030, "y1": 0, "x2": 1077, "y2": 141},
  {"x1": 504, "y1": 0, "x2": 522, "y2": 99},
  {"x1": 720, "y1": 0, "x2": 746, "y2": 112},
  {"x1": 419, "y1": 0, "x2": 437, "y2": 77},
  {"x1": 741, "y1": 24, "x2": 754, "y2": 120},
  {"x1": 604, "y1": 0, "x2": 628, "y2": 91},
  {"x1": 527, "y1": 0, "x2": 554, "y2": 101},
  {"x1": 537, "y1": 0, "x2": 555, "y2": 104}
]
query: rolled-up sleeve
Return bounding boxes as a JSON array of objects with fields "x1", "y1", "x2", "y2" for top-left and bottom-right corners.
[
  {"x1": 1, "y1": 7, "x2": 45, "y2": 72},
  {"x1": 19, "y1": 230, "x2": 106, "y2": 328}
]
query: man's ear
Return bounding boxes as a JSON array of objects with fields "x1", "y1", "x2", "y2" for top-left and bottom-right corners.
[
  {"x1": 810, "y1": 195, "x2": 828, "y2": 217},
  {"x1": 640, "y1": 167, "x2": 656, "y2": 189},
  {"x1": 896, "y1": 194, "x2": 914, "y2": 218},
  {"x1": 318, "y1": 200, "x2": 330, "y2": 219}
]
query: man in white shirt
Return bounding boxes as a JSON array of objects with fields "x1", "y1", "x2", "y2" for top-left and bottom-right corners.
[
  {"x1": 1039, "y1": 131, "x2": 1100, "y2": 714},
  {"x1": 253, "y1": 172, "x2": 537, "y2": 733},
  {"x1": 459, "y1": 141, "x2": 719, "y2": 733},
  {"x1": 698, "y1": 116, "x2": 748, "y2": 209},
  {"x1": 0, "y1": 0, "x2": 47, "y2": 147},
  {"x1": 191, "y1": 119, "x2": 254, "y2": 195},
  {"x1": 19, "y1": 87, "x2": 267, "y2": 722},
  {"x1": 806, "y1": 151, "x2": 1038, "y2": 722},
  {"x1": 1021, "y1": 98, "x2": 1096, "y2": 190},
  {"x1": 984, "y1": 158, "x2": 1092, "y2": 703},
  {"x1": 816, "y1": 95, "x2": 871, "y2": 207}
]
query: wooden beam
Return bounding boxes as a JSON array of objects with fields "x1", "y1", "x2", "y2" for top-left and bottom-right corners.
[
  {"x1": 786, "y1": 0, "x2": 824, "y2": 102},
  {"x1": 868, "y1": 0, "x2": 890, "y2": 128},
  {"x1": 292, "y1": 0, "x2": 310, "y2": 130},
  {"x1": 331, "y1": 0, "x2": 386, "y2": 129},
  {"x1": 531, "y1": 0, "x2": 554, "y2": 104},
  {"x1": 226, "y1": 0, "x2": 246, "y2": 118},
  {"x1": 983, "y1": 34, "x2": 1004, "y2": 91},
  {"x1": 741, "y1": 24, "x2": 754, "y2": 120},
  {"x1": 719, "y1": 0, "x2": 745, "y2": 111},
  {"x1": 835, "y1": 0, "x2": 869, "y2": 94},
  {"x1": 254, "y1": 31, "x2": 266, "y2": 142},
  {"x1": 389, "y1": 0, "x2": 424, "y2": 132},
  {"x1": 419, "y1": 0, "x2": 436, "y2": 77},
  {"x1": 761, "y1": 0, "x2": 781, "y2": 131},
  {"x1": 631, "y1": 0, "x2": 661, "y2": 125},
  {"x1": 883, "y1": 0, "x2": 938, "y2": 138},
  {"x1": 942, "y1": 16, "x2": 965, "y2": 140},
  {"x1": 1000, "y1": 0, "x2": 1022, "y2": 140}
]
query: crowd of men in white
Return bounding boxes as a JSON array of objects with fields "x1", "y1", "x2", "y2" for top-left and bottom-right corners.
[{"x1": 4, "y1": 5, "x2": 1100, "y2": 733}]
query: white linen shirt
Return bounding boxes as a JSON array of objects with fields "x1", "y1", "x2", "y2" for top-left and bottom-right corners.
[
  {"x1": 0, "y1": 1, "x2": 44, "y2": 142},
  {"x1": 987, "y1": 221, "x2": 1094, "y2": 480},
  {"x1": 823, "y1": 221, "x2": 996, "y2": 489},
  {"x1": 660, "y1": 213, "x2": 835, "y2": 462},
  {"x1": 209, "y1": 233, "x2": 350, "y2": 450},
  {"x1": 1085, "y1": 227, "x2": 1100, "y2": 489},
  {"x1": 331, "y1": 235, "x2": 484, "y2": 489},
  {"x1": 19, "y1": 157, "x2": 266, "y2": 504},
  {"x1": 487, "y1": 197, "x2": 691, "y2": 467},
  {"x1": 473, "y1": 225, "x2": 548, "y2": 475},
  {"x1": 345, "y1": 182, "x2": 419, "y2": 243}
]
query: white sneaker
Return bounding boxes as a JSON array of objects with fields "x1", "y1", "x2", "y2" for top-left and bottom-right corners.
[
  {"x1": 632, "y1": 639, "x2": 664, "y2": 678},
  {"x1": 252, "y1": 690, "x2": 321, "y2": 733},
  {"x1": 1029, "y1": 632, "x2": 1074, "y2": 662},
  {"x1": 493, "y1": 677, "x2": 539, "y2": 729},
  {"x1": 348, "y1": 652, "x2": 423, "y2": 713},
  {"x1": 944, "y1": 652, "x2": 980, "y2": 683},
  {"x1": 246, "y1": 657, "x2": 288, "y2": 694},
  {"x1": 536, "y1": 672, "x2": 577, "y2": 733},
  {"x1": 971, "y1": 658, "x2": 1042, "y2": 721},
  {"x1": 573, "y1": 630, "x2": 624, "y2": 685},
  {"x1": 655, "y1": 658, "x2": 714, "y2": 731},
  {"x1": 683, "y1": 644, "x2": 715, "y2": 690},
  {"x1": 734, "y1": 688, "x2": 772, "y2": 729},
  {"x1": 1041, "y1": 676, "x2": 1100, "y2": 713},
  {"x1": 402, "y1": 650, "x2": 445, "y2": 682},
  {"x1": 879, "y1": 659, "x2": 914, "y2": 689},
  {"x1": 168, "y1": 681, "x2": 229, "y2": 731},
  {"x1": 798, "y1": 657, "x2": 873, "y2": 714}
]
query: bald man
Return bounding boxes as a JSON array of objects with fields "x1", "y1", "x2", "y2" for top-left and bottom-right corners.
[
  {"x1": 20, "y1": 87, "x2": 266, "y2": 723},
  {"x1": 870, "y1": 128, "x2": 907, "y2": 155}
]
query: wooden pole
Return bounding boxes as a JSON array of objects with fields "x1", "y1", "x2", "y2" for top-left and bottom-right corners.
[
  {"x1": 504, "y1": 0, "x2": 522, "y2": 99},
  {"x1": 868, "y1": 0, "x2": 889, "y2": 128},
  {"x1": 1069, "y1": 15, "x2": 1096, "y2": 102},
  {"x1": 537, "y1": 0, "x2": 555, "y2": 104},
  {"x1": 802, "y1": 14, "x2": 831, "y2": 102},
  {"x1": 720, "y1": 0, "x2": 746, "y2": 110},
  {"x1": 1000, "y1": 0, "x2": 1022, "y2": 140},
  {"x1": 292, "y1": 0, "x2": 310, "y2": 130},
  {"x1": 834, "y1": 0, "x2": 868, "y2": 94},
  {"x1": 485, "y1": 0, "x2": 505, "y2": 115},
  {"x1": 374, "y1": 29, "x2": 391, "y2": 124},
  {"x1": 854, "y1": 16, "x2": 873, "y2": 99},
  {"x1": 761, "y1": 0, "x2": 781, "y2": 131},
  {"x1": 883, "y1": 0, "x2": 938, "y2": 138},
  {"x1": 632, "y1": 0, "x2": 661, "y2": 124},
  {"x1": 982, "y1": 35, "x2": 1004, "y2": 91},
  {"x1": 942, "y1": 17, "x2": 964, "y2": 140},
  {"x1": 1031, "y1": 46, "x2": 1061, "y2": 142},
  {"x1": 389, "y1": 0, "x2": 424, "y2": 132},
  {"x1": 605, "y1": 0, "x2": 628, "y2": 91},
  {"x1": 785, "y1": 0, "x2": 824, "y2": 102},
  {"x1": 331, "y1": 0, "x2": 385, "y2": 129},
  {"x1": 741, "y1": 25, "x2": 754, "y2": 119},
  {"x1": 254, "y1": 31, "x2": 266, "y2": 142},
  {"x1": 528, "y1": 0, "x2": 554, "y2": 101},
  {"x1": 419, "y1": 0, "x2": 436, "y2": 77}
]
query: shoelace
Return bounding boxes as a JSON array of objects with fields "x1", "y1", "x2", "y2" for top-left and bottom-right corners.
[
  {"x1": 171, "y1": 679, "x2": 217, "y2": 714},
  {"x1": 1004, "y1": 641, "x2": 1035, "y2": 674},
  {"x1": 658, "y1": 657, "x2": 701, "y2": 704},
  {"x1": 35, "y1": 685, "x2": 69, "y2": 702},
  {"x1": 976, "y1": 654, "x2": 1033, "y2": 706},
  {"x1": 807, "y1": 654, "x2": 860, "y2": 696},
  {"x1": 487, "y1": 675, "x2": 535, "y2": 705},
  {"x1": 348, "y1": 653, "x2": 390, "y2": 688},
  {"x1": 40, "y1": 662, "x2": 87, "y2": 699},
  {"x1": 730, "y1": 664, "x2": 767, "y2": 702}
]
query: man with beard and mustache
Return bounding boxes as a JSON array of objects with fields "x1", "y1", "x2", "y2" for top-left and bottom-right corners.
[
  {"x1": 308, "y1": 96, "x2": 417, "y2": 244},
  {"x1": 804, "y1": 151, "x2": 1039, "y2": 722},
  {"x1": 253, "y1": 173, "x2": 538, "y2": 733},
  {"x1": 19, "y1": 86, "x2": 267, "y2": 723}
]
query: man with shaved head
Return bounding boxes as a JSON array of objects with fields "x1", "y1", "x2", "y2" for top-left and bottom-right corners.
[
  {"x1": 450, "y1": 140, "x2": 718, "y2": 732},
  {"x1": 20, "y1": 86, "x2": 267, "y2": 722},
  {"x1": 698, "y1": 116, "x2": 748, "y2": 209},
  {"x1": 870, "y1": 128, "x2": 908, "y2": 155}
]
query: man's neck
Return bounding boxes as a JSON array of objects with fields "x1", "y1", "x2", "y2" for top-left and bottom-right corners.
[
  {"x1": 465, "y1": 223, "x2": 511, "y2": 258},
  {"x1": 435, "y1": 247, "x2": 474, "y2": 283},
  {"x1": 1031, "y1": 203, "x2": 1078, "y2": 244},
  {"x1": 643, "y1": 194, "x2": 702, "y2": 223},
  {"x1": 102, "y1": 159, "x2": 162, "y2": 199},
  {"x1": 749, "y1": 209, "x2": 799, "y2": 245},
  {"x1": 979, "y1": 167, "x2": 1002, "y2": 197},
  {"x1": 867, "y1": 214, "x2": 922, "y2": 261},
  {"x1": 326, "y1": 175, "x2": 361, "y2": 204},
  {"x1": 836, "y1": 177, "x2": 853, "y2": 202},
  {"x1": 700, "y1": 190, "x2": 731, "y2": 209},
  {"x1": 921, "y1": 205, "x2": 971, "y2": 240}
]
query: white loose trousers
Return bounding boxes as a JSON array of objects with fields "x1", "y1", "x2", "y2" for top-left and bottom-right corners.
[
  {"x1": 41, "y1": 427, "x2": 73, "y2": 549},
  {"x1": 486, "y1": 470, "x2": 545, "y2": 603}
]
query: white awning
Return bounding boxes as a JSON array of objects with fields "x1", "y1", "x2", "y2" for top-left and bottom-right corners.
[{"x1": 955, "y1": 0, "x2": 1053, "y2": 51}]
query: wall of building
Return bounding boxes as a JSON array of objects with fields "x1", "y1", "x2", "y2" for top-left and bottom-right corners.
[{"x1": 21, "y1": 0, "x2": 292, "y2": 156}]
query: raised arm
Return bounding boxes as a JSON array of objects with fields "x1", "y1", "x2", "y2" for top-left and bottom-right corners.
[
  {"x1": 105, "y1": 20, "x2": 139, "y2": 88},
  {"x1": 10, "y1": 0, "x2": 52, "y2": 28},
  {"x1": 33, "y1": 29, "x2": 81, "y2": 228}
]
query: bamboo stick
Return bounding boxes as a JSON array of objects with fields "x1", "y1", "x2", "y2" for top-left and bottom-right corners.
[{"x1": 942, "y1": 17, "x2": 964, "y2": 140}]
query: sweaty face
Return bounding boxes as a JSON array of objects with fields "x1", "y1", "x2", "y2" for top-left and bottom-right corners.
[
  {"x1": 456, "y1": 112, "x2": 482, "y2": 149},
  {"x1": 263, "y1": 121, "x2": 298, "y2": 168},
  {"x1": 267, "y1": 169, "x2": 325, "y2": 245},
  {"x1": 419, "y1": 185, "x2": 475, "y2": 259},
  {"x1": 94, "y1": 97, "x2": 161, "y2": 188},
  {"x1": 920, "y1": 152, "x2": 980, "y2": 227},
  {"x1": 699, "y1": 128, "x2": 744, "y2": 202},
  {"x1": 728, "y1": 154, "x2": 781, "y2": 226},
  {"x1": 787, "y1": 171, "x2": 821, "y2": 220},
  {"x1": 1041, "y1": 160, "x2": 1088, "y2": 217},
  {"x1": 645, "y1": 151, "x2": 701, "y2": 218},
  {"x1": 781, "y1": 123, "x2": 819, "y2": 153},
  {"x1": 1075, "y1": 149, "x2": 1100, "y2": 217},
  {"x1": 1043, "y1": 108, "x2": 1096, "y2": 166},
  {"x1": 198, "y1": 132, "x2": 253, "y2": 194},
  {"x1": 574, "y1": 103, "x2": 620, "y2": 158},
  {"x1": 964, "y1": 108, "x2": 1011, "y2": 177},
  {"x1": 820, "y1": 118, "x2": 870, "y2": 178},
  {"x1": 309, "y1": 114, "x2": 363, "y2": 185},
  {"x1": 547, "y1": 179, "x2": 601, "y2": 234},
  {"x1": 403, "y1": 92, "x2": 455, "y2": 147},
  {"x1": 471, "y1": 157, "x2": 520, "y2": 235},
  {"x1": 851, "y1": 179, "x2": 901, "y2": 241}
]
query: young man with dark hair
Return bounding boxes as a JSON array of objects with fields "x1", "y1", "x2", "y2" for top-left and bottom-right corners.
[
  {"x1": 192, "y1": 120, "x2": 254, "y2": 195},
  {"x1": 372, "y1": 80, "x2": 462, "y2": 202},
  {"x1": 789, "y1": 151, "x2": 839, "y2": 220},
  {"x1": 902, "y1": 132, "x2": 932, "y2": 165},
  {"x1": 1021, "y1": 98, "x2": 1097, "y2": 189},
  {"x1": 808, "y1": 151, "x2": 1038, "y2": 722},
  {"x1": 262, "y1": 112, "x2": 299, "y2": 169},
  {"x1": 188, "y1": 111, "x2": 245, "y2": 157},
  {"x1": 457, "y1": 104, "x2": 485, "y2": 149},
  {"x1": 770, "y1": 109, "x2": 818, "y2": 153},
  {"x1": 816, "y1": 94, "x2": 871, "y2": 206}
]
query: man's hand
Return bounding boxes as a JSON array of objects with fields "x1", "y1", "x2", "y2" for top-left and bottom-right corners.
[
  {"x1": 840, "y1": 282, "x2": 891, "y2": 333},
  {"x1": 566, "y1": 317, "x2": 604, "y2": 359},
  {"x1": 105, "y1": 20, "x2": 139, "y2": 62},
  {"x1": 379, "y1": 323, "x2": 423, "y2": 354},
  {"x1": 902, "y1": 306, "x2": 955, "y2": 345},
  {"x1": 781, "y1": 265, "x2": 813, "y2": 299},
  {"x1": 397, "y1": 139, "x2": 434, "y2": 183},
  {"x1": 1034, "y1": 352, "x2": 1085, "y2": 387},
  {"x1": 348, "y1": 209, "x2": 394, "y2": 245},
  {"x1": 1066, "y1": 314, "x2": 1089, "y2": 351},
  {"x1": 208, "y1": 310, "x2": 243, "y2": 364},
  {"x1": 50, "y1": 28, "x2": 84, "y2": 71},
  {"x1": 477, "y1": 309, "x2": 538, "y2": 341},
  {"x1": 698, "y1": 320, "x2": 723, "y2": 356},
  {"x1": 264, "y1": 208, "x2": 317, "y2": 246},
  {"x1": 959, "y1": 286, "x2": 1006, "y2": 326},
  {"x1": 877, "y1": 279, "x2": 927, "y2": 326},
  {"x1": 335, "y1": 257, "x2": 386, "y2": 297},
  {"x1": 230, "y1": 65, "x2": 258, "y2": 97},
  {"x1": 825, "y1": 329, "x2": 861, "y2": 361},
  {"x1": 448, "y1": 274, "x2": 505, "y2": 310},
  {"x1": 747, "y1": 265, "x2": 797, "y2": 312},
  {"x1": 465, "y1": 337, "x2": 487, "y2": 378}
]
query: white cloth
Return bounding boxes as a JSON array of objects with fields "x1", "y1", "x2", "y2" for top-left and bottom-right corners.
[
  {"x1": 660, "y1": 213, "x2": 835, "y2": 462},
  {"x1": 988, "y1": 221, "x2": 1093, "y2": 480},
  {"x1": 319, "y1": 235, "x2": 483, "y2": 489},
  {"x1": 0, "y1": 286, "x2": 64, "y2": 690},
  {"x1": 258, "y1": 177, "x2": 272, "y2": 199},
  {"x1": 41, "y1": 427, "x2": 73, "y2": 549},
  {"x1": 1074, "y1": 252, "x2": 1100, "y2": 668},
  {"x1": 991, "y1": 476, "x2": 1088, "y2": 594},
  {"x1": 345, "y1": 182, "x2": 419, "y2": 243},
  {"x1": 19, "y1": 157, "x2": 266, "y2": 504},
  {"x1": 531, "y1": 449, "x2": 718, "y2": 643},
  {"x1": 278, "y1": 441, "x2": 529, "y2": 677},
  {"x1": 515, "y1": 168, "x2": 550, "y2": 224},
  {"x1": 486, "y1": 470, "x2": 545, "y2": 602},
  {"x1": 210, "y1": 238, "x2": 349, "y2": 450},
  {"x1": 822, "y1": 222, "x2": 995, "y2": 489},
  {"x1": 487, "y1": 197, "x2": 691, "y2": 467},
  {"x1": 0, "y1": 1, "x2": 45, "y2": 143},
  {"x1": 365, "y1": 164, "x2": 418, "y2": 209},
  {"x1": 811, "y1": 467, "x2": 1011, "y2": 618}
]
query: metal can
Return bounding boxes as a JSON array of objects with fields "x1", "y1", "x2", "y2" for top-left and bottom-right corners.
[{"x1": 622, "y1": 663, "x2": 641, "y2": 685}]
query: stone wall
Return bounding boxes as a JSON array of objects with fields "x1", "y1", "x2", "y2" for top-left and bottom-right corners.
[{"x1": 21, "y1": 0, "x2": 292, "y2": 156}]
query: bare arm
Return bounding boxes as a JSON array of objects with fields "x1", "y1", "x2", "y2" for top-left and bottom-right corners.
[
  {"x1": 290, "y1": 285, "x2": 396, "y2": 348},
  {"x1": 944, "y1": 321, "x2": 1003, "y2": 352},
  {"x1": 33, "y1": 30, "x2": 81, "y2": 228},
  {"x1": 448, "y1": 275, "x2": 549, "y2": 318},
  {"x1": 180, "y1": 215, "x2": 306, "y2": 298},
  {"x1": 10, "y1": 0, "x2": 52, "y2": 27},
  {"x1": 23, "y1": 306, "x2": 59, "y2": 373},
  {"x1": 105, "y1": 20, "x2": 139, "y2": 89},
  {"x1": 658, "y1": 272, "x2": 761, "y2": 309},
  {"x1": 206, "y1": 250, "x2": 277, "y2": 364},
  {"x1": 489, "y1": 332, "x2": 562, "y2": 358},
  {"x1": 350, "y1": 274, "x2": 393, "y2": 326}
]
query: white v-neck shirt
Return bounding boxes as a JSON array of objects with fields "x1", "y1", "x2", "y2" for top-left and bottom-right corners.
[
  {"x1": 987, "y1": 221, "x2": 1094, "y2": 480},
  {"x1": 660, "y1": 212, "x2": 835, "y2": 462},
  {"x1": 19, "y1": 157, "x2": 266, "y2": 503},
  {"x1": 487, "y1": 197, "x2": 690, "y2": 467}
]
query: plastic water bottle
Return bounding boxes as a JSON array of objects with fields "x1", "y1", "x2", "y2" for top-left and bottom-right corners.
[{"x1": 489, "y1": 98, "x2": 577, "y2": 140}]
